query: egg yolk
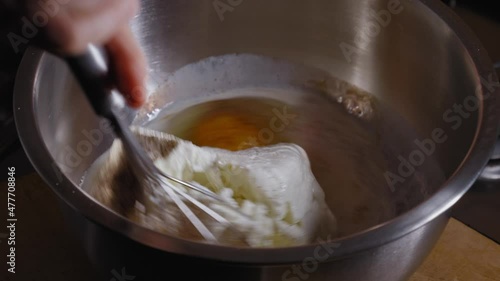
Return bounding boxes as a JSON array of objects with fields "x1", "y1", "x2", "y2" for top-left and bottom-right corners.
[{"x1": 191, "y1": 112, "x2": 263, "y2": 151}]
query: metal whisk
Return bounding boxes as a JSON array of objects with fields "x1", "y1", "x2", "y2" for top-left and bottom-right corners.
[{"x1": 64, "y1": 45, "x2": 244, "y2": 242}]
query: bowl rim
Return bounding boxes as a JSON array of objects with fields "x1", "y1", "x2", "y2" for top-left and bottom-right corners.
[{"x1": 13, "y1": 0, "x2": 500, "y2": 264}]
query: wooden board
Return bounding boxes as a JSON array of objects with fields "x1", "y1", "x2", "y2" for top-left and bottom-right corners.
[{"x1": 410, "y1": 219, "x2": 500, "y2": 281}]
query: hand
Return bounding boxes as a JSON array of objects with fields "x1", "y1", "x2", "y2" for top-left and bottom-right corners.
[{"x1": 11, "y1": 0, "x2": 147, "y2": 108}]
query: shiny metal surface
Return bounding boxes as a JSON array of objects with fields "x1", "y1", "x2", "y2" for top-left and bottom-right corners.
[{"x1": 13, "y1": 0, "x2": 500, "y2": 280}]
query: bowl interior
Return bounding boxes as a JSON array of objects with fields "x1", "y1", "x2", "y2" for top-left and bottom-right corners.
[{"x1": 32, "y1": 0, "x2": 482, "y2": 242}]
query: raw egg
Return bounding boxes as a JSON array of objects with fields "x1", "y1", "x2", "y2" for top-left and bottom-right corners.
[{"x1": 191, "y1": 111, "x2": 263, "y2": 151}]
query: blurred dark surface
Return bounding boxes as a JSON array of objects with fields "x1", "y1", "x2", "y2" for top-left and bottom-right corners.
[
  {"x1": 448, "y1": 0, "x2": 500, "y2": 22},
  {"x1": 0, "y1": 4, "x2": 32, "y2": 180}
]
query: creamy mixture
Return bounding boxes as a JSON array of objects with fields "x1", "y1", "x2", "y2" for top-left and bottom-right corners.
[{"x1": 83, "y1": 129, "x2": 337, "y2": 247}]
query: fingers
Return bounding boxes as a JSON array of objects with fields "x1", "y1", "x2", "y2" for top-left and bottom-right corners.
[
  {"x1": 106, "y1": 26, "x2": 147, "y2": 108},
  {"x1": 42, "y1": 0, "x2": 140, "y2": 54},
  {"x1": 22, "y1": 0, "x2": 147, "y2": 108}
]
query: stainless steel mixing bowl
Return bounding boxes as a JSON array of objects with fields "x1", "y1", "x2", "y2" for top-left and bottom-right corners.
[{"x1": 13, "y1": 0, "x2": 500, "y2": 280}]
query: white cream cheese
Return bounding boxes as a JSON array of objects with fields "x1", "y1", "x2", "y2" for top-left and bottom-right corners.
[
  {"x1": 152, "y1": 140, "x2": 337, "y2": 247},
  {"x1": 84, "y1": 131, "x2": 337, "y2": 247}
]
